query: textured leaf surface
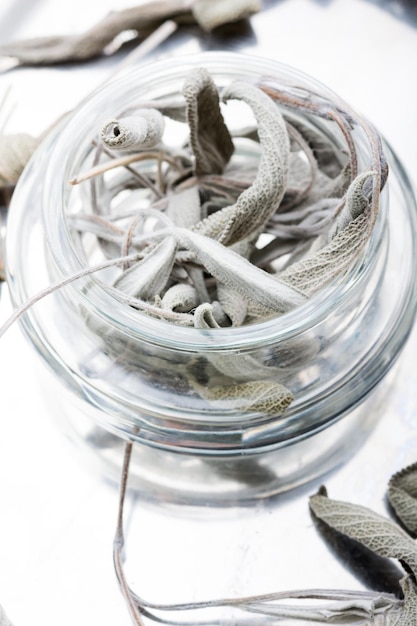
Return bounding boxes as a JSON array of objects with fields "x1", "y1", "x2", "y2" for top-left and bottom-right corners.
[
  {"x1": 183, "y1": 67, "x2": 234, "y2": 176},
  {"x1": 309, "y1": 493, "x2": 417, "y2": 580},
  {"x1": 390, "y1": 577, "x2": 417, "y2": 625},
  {"x1": 389, "y1": 463, "x2": 417, "y2": 536}
]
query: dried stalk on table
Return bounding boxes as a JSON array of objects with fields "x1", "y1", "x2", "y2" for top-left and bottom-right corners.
[
  {"x1": 0, "y1": 0, "x2": 261, "y2": 66},
  {"x1": 112, "y1": 442, "x2": 417, "y2": 625}
]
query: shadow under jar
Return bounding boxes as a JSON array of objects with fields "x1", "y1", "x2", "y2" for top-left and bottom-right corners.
[{"x1": 6, "y1": 52, "x2": 417, "y2": 504}]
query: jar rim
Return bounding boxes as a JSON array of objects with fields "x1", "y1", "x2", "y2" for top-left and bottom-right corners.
[{"x1": 43, "y1": 50, "x2": 386, "y2": 351}]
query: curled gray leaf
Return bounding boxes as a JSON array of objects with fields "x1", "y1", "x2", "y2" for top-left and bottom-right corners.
[
  {"x1": 101, "y1": 110, "x2": 165, "y2": 151},
  {"x1": 388, "y1": 462, "x2": 417, "y2": 537},
  {"x1": 183, "y1": 67, "x2": 234, "y2": 176},
  {"x1": 193, "y1": 80, "x2": 290, "y2": 245}
]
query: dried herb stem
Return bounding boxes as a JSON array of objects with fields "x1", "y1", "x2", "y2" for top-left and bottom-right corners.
[
  {"x1": 112, "y1": 443, "x2": 402, "y2": 624},
  {"x1": 69, "y1": 150, "x2": 183, "y2": 185},
  {"x1": 113, "y1": 440, "x2": 146, "y2": 626}
]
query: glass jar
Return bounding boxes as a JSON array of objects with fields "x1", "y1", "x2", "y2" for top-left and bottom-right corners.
[{"x1": 5, "y1": 52, "x2": 417, "y2": 504}]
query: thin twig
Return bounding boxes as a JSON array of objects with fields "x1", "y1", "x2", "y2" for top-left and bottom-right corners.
[
  {"x1": 70, "y1": 151, "x2": 183, "y2": 185},
  {"x1": 113, "y1": 441, "x2": 146, "y2": 626}
]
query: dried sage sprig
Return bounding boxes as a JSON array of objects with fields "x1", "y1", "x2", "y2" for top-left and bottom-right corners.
[
  {"x1": 310, "y1": 483, "x2": 417, "y2": 625},
  {"x1": 0, "y1": 1, "x2": 193, "y2": 66},
  {"x1": 0, "y1": 0, "x2": 261, "y2": 66},
  {"x1": 111, "y1": 441, "x2": 406, "y2": 626},
  {"x1": 0, "y1": 66, "x2": 389, "y2": 420}
]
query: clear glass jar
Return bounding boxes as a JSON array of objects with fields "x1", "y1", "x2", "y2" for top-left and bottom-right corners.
[{"x1": 6, "y1": 52, "x2": 417, "y2": 504}]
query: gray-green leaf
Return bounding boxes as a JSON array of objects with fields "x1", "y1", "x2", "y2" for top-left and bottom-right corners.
[
  {"x1": 183, "y1": 67, "x2": 234, "y2": 177},
  {"x1": 389, "y1": 463, "x2": 417, "y2": 536},
  {"x1": 390, "y1": 576, "x2": 417, "y2": 625},
  {"x1": 113, "y1": 236, "x2": 176, "y2": 299},
  {"x1": 193, "y1": 80, "x2": 290, "y2": 245},
  {"x1": 309, "y1": 492, "x2": 417, "y2": 580}
]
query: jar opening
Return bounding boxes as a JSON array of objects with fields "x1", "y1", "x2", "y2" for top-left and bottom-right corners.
[{"x1": 42, "y1": 51, "x2": 387, "y2": 351}]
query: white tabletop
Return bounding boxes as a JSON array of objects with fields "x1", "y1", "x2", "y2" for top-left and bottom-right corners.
[{"x1": 1, "y1": 1, "x2": 417, "y2": 624}]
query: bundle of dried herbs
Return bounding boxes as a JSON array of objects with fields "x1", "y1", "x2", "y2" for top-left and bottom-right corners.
[
  {"x1": 0, "y1": 65, "x2": 388, "y2": 419},
  {"x1": 67, "y1": 66, "x2": 388, "y2": 330}
]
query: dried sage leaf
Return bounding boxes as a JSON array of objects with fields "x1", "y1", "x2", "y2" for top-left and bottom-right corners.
[
  {"x1": 173, "y1": 227, "x2": 307, "y2": 313},
  {"x1": 0, "y1": 0, "x2": 194, "y2": 65},
  {"x1": 101, "y1": 110, "x2": 165, "y2": 152},
  {"x1": 192, "y1": 0, "x2": 261, "y2": 31},
  {"x1": 161, "y1": 283, "x2": 198, "y2": 312},
  {"x1": 388, "y1": 463, "x2": 417, "y2": 537},
  {"x1": 191, "y1": 378, "x2": 294, "y2": 415},
  {"x1": 216, "y1": 283, "x2": 247, "y2": 326},
  {"x1": 193, "y1": 80, "x2": 290, "y2": 245},
  {"x1": 113, "y1": 235, "x2": 177, "y2": 299},
  {"x1": 183, "y1": 67, "x2": 234, "y2": 177},
  {"x1": 0, "y1": 132, "x2": 39, "y2": 187},
  {"x1": 329, "y1": 171, "x2": 375, "y2": 239},
  {"x1": 278, "y1": 182, "x2": 375, "y2": 298},
  {"x1": 391, "y1": 576, "x2": 417, "y2": 626},
  {"x1": 166, "y1": 184, "x2": 202, "y2": 228},
  {"x1": 309, "y1": 491, "x2": 417, "y2": 580},
  {"x1": 193, "y1": 302, "x2": 220, "y2": 329}
]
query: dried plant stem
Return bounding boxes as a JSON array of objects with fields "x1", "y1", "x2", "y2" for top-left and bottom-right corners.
[
  {"x1": 113, "y1": 440, "x2": 146, "y2": 626},
  {"x1": 95, "y1": 140, "x2": 163, "y2": 199},
  {"x1": 0, "y1": 249, "x2": 164, "y2": 340},
  {"x1": 105, "y1": 20, "x2": 178, "y2": 82},
  {"x1": 69, "y1": 151, "x2": 182, "y2": 185},
  {"x1": 0, "y1": 0, "x2": 194, "y2": 66},
  {"x1": 112, "y1": 443, "x2": 400, "y2": 625}
]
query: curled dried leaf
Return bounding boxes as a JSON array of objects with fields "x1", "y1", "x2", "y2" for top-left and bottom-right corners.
[
  {"x1": 101, "y1": 110, "x2": 165, "y2": 151},
  {"x1": 388, "y1": 462, "x2": 417, "y2": 537},
  {"x1": 193, "y1": 80, "x2": 290, "y2": 245},
  {"x1": 183, "y1": 67, "x2": 234, "y2": 176},
  {"x1": 161, "y1": 283, "x2": 198, "y2": 312},
  {"x1": 0, "y1": 132, "x2": 39, "y2": 187},
  {"x1": 329, "y1": 171, "x2": 375, "y2": 239}
]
